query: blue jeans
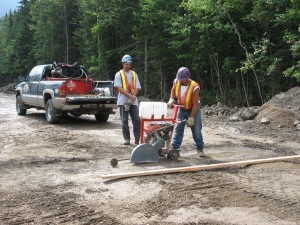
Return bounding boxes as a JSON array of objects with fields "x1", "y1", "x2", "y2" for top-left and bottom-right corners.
[
  {"x1": 171, "y1": 105, "x2": 204, "y2": 151},
  {"x1": 119, "y1": 105, "x2": 140, "y2": 142}
]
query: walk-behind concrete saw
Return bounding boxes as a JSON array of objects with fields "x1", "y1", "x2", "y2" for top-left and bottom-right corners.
[
  {"x1": 130, "y1": 121, "x2": 181, "y2": 163},
  {"x1": 110, "y1": 103, "x2": 182, "y2": 167}
]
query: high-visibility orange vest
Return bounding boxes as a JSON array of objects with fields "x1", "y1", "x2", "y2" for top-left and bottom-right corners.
[
  {"x1": 119, "y1": 70, "x2": 136, "y2": 94},
  {"x1": 175, "y1": 79, "x2": 200, "y2": 110}
]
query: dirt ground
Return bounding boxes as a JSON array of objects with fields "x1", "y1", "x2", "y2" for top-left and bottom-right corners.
[{"x1": 0, "y1": 91, "x2": 299, "y2": 225}]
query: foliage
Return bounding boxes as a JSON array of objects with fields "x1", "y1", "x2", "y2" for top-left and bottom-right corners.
[{"x1": 0, "y1": 0, "x2": 299, "y2": 106}]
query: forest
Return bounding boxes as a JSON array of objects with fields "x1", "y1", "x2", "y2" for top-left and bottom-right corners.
[{"x1": 0, "y1": 0, "x2": 299, "y2": 106}]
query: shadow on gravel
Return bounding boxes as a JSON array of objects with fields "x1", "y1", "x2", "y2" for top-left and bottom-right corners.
[
  {"x1": 20, "y1": 111, "x2": 120, "y2": 130},
  {"x1": 129, "y1": 154, "x2": 224, "y2": 170}
]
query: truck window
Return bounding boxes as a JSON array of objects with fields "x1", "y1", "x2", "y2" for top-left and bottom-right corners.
[
  {"x1": 34, "y1": 66, "x2": 44, "y2": 81},
  {"x1": 43, "y1": 67, "x2": 51, "y2": 79},
  {"x1": 28, "y1": 67, "x2": 37, "y2": 82},
  {"x1": 28, "y1": 66, "x2": 44, "y2": 82}
]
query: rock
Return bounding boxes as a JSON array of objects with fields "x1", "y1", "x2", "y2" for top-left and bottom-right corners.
[
  {"x1": 240, "y1": 108, "x2": 257, "y2": 120},
  {"x1": 229, "y1": 115, "x2": 241, "y2": 122},
  {"x1": 217, "y1": 102, "x2": 223, "y2": 108},
  {"x1": 204, "y1": 110, "x2": 214, "y2": 116},
  {"x1": 297, "y1": 124, "x2": 300, "y2": 130},
  {"x1": 0, "y1": 83, "x2": 17, "y2": 93},
  {"x1": 294, "y1": 119, "x2": 300, "y2": 126},
  {"x1": 260, "y1": 117, "x2": 270, "y2": 124}
]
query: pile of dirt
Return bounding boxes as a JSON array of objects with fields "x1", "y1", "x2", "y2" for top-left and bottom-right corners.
[
  {"x1": 202, "y1": 86, "x2": 300, "y2": 129},
  {"x1": 265, "y1": 86, "x2": 300, "y2": 110},
  {"x1": 255, "y1": 104, "x2": 299, "y2": 128},
  {"x1": 255, "y1": 87, "x2": 300, "y2": 128}
]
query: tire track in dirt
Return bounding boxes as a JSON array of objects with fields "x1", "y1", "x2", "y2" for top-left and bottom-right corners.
[
  {"x1": 0, "y1": 190, "x2": 118, "y2": 225},
  {"x1": 227, "y1": 163, "x2": 300, "y2": 218},
  {"x1": 132, "y1": 169, "x2": 300, "y2": 224}
]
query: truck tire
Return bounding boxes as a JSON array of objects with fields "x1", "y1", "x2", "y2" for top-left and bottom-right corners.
[
  {"x1": 45, "y1": 99, "x2": 59, "y2": 123},
  {"x1": 95, "y1": 113, "x2": 109, "y2": 123},
  {"x1": 16, "y1": 96, "x2": 27, "y2": 115}
]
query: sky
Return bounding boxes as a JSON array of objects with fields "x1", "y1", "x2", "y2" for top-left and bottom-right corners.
[{"x1": 0, "y1": 0, "x2": 20, "y2": 17}]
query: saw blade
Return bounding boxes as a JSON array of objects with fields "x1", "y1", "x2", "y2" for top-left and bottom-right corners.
[{"x1": 130, "y1": 143, "x2": 159, "y2": 164}]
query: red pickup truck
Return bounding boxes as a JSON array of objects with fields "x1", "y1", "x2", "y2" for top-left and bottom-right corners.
[{"x1": 15, "y1": 62, "x2": 117, "y2": 123}]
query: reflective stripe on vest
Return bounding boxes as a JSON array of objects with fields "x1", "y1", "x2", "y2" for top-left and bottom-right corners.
[
  {"x1": 175, "y1": 80, "x2": 199, "y2": 110},
  {"x1": 120, "y1": 70, "x2": 136, "y2": 94}
]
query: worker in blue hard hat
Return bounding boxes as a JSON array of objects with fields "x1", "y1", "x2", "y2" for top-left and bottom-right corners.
[
  {"x1": 114, "y1": 54, "x2": 142, "y2": 145},
  {"x1": 167, "y1": 67, "x2": 204, "y2": 157},
  {"x1": 121, "y1": 54, "x2": 133, "y2": 63}
]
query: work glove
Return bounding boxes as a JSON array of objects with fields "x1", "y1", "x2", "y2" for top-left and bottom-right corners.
[
  {"x1": 124, "y1": 103, "x2": 130, "y2": 111},
  {"x1": 124, "y1": 99, "x2": 133, "y2": 112},
  {"x1": 186, "y1": 117, "x2": 195, "y2": 127},
  {"x1": 127, "y1": 98, "x2": 134, "y2": 105},
  {"x1": 167, "y1": 98, "x2": 175, "y2": 108}
]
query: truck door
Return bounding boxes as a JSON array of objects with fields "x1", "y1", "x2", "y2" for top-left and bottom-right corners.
[
  {"x1": 24, "y1": 66, "x2": 43, "y2": 106},
  {"x1": 37, "y1": 66, "x2": 51, "y2": 106},
  {"x1": 21, "y1": 66, "x2": 36, "y2": 104}
]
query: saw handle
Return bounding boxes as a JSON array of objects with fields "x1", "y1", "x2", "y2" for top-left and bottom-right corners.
[{"x1": 110, "y1": 158, "x2": 130, "y2": 167}]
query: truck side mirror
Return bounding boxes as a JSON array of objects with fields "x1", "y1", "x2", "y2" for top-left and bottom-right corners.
[{"x1": 18, "y1": 75, "x2": 26, "y2": 82}]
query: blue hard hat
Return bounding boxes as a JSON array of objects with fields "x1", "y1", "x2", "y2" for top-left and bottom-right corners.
[
  {"x1": 121, "y1": 54, "x2": 133, "y2": 63},
  {"x1": 176, "y1": 67, "x2": 190, "y2": 80}
]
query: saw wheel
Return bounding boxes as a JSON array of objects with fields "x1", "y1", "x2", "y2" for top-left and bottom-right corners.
[{"x1": 167, "y1": 150, "x2": 180, "y2": 160}]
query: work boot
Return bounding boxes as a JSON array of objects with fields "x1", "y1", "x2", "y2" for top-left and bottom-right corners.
[
  {"x1": 124, "y1": 139, "x2": 130, "y2": 145},
  {"x1": 197, "y1": 149, "x2": 205, "y2": 157}
]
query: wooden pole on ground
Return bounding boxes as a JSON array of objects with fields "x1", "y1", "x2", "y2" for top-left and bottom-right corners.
[{"x1": 101, "y1": 155, "x2": 300, "y2": 180}]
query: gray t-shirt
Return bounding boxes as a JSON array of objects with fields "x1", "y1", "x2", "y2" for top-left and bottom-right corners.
[{"x1": 114, "y1": 70, "x2": 141, "y2": 106}]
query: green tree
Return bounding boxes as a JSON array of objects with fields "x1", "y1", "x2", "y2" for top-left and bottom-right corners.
[
  {"x1": 30, "y1": 0, "x2": 80, "y2": 64},
  {"x1": 0, "y1": 12, "x2": 16, "y2": 82},
  {"x1": 134, "y1": 0, "x2": 183, "y2": 99},
  {"x1": 0, "y1": 0, "x2": 299, "y2": 106},
  {"x1": 282, "y1": 0, "x2": 300, "y2": 82},
  {"x1": 13, "y1": 0, "x2": 35, "y2": 75},
  {"x1": 75, "y1": 0, "x2": 140, "y2": 81}
]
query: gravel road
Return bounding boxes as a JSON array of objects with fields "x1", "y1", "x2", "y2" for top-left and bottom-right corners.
[{"x1": 0, "y1": 93, "x2": 299, "y2": 225}]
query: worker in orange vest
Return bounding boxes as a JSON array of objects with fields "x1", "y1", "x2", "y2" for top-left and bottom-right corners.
[
  {"x1": 114, "y1": 55, "x2": 142, "y2": 145},
  {"x1": 167, "y1": 67, "x2": 204, "y2": 157}
]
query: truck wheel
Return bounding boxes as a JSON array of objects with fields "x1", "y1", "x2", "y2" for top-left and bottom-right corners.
[
  {"x1": 95, "y1": 113, "x2": 109, "y2": 123},
  {"x1": 16, "y1": 96, "x2": 27, "y2": 115},
  {"x1": 45, "y1": 99, "x2": 59, "y2": 123}
]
